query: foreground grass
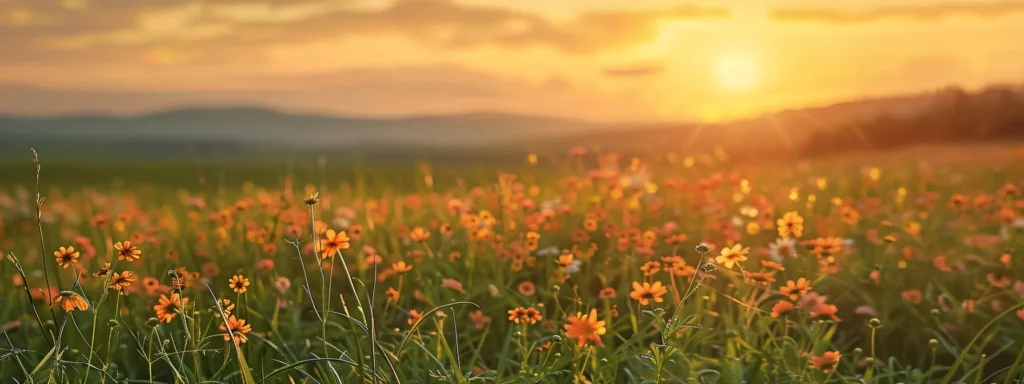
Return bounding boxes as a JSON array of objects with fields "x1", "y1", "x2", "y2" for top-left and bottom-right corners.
[{"x1": 1, "y1": 145, "x2": 1023, "y2": 383}]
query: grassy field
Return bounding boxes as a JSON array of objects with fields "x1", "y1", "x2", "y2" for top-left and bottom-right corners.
[{"x1": 1, "y1": 144, "x2": 1023, "y2": 383}]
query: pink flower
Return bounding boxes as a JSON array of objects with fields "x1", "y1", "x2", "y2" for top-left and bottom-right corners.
[{"x1": 441, "y1": 279, "x2": 466, "y2": 294}]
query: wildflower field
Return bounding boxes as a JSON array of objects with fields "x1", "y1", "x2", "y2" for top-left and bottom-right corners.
[{"x1": 1, "y1": 145, "x2": 1024, "y2": 383}]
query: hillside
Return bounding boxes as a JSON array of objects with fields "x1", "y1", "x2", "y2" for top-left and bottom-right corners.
[{"x1": 2, "y1": 84, "x2": 1022, "y2": 161}]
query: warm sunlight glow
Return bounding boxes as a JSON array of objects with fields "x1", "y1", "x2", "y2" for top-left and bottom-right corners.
[{"x1": 715, "y1": 52, "x2": 759, "y2": 91}]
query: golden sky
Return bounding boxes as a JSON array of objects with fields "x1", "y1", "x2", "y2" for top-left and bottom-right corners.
[{"x1": 2, "y1": 0, "x2": 1023, "y2": 121}]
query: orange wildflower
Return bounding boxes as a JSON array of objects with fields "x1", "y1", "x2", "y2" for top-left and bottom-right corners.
[
  {"x1": 154, "y1": 292, "x2": 189, "y2": 323},
  {"x1": 809, "y1": 351, "x2": 841, "y2": 373},
  {"x1": 564, "y1": 309, "x2": 607, "y2": 347},
  {"x1": 761, "y1": 260, "x2": 785, "y2": 272},
  {"x1": 469, "y1": 310, "x2": 492, "y2": 330},
  {"x1": 408, "y1": 309, "x2": 424, "y2": 325},
  {"x1": 392, "y1": 261, "x2": 413, "y2": 274},
  {"x1": 770, "y1": 300, "x2": 795, "y2": 318},
  {"x1": 93, "y1": 262, "x2": 112, "y2": 277},
  {"x1": 53, "y1": 246, "x2": 80, "y2": 268},
  {"x1": 518, "y1": 281, "x2": 536, "y2": 296},
  {"x1": 54, "y1": 292, "x2": 89, "y2": 312},
  {"x1": 555, "y1": 252, "x2": 574, "y2": 268},
  {"x1": 229, "y1": 275, "x2": 250, "y2": 294},
  {"x1": 780, "y1": 278, "x2": 812, "y2": 301},
  {"x1": 320, "y1": 229, "x2": 350, "y2": 258},
  {"x1": 385, "y1": 287, "x2": 400, "y2": 303},
  {"x1": 640, "y1": 261, "x2": 661, "y2": 276},
  {"x1": 219, "y1": 315, "x2": 252, "y2": 344},
  {"x1": 599, "y1": 287, "x2": 616, "y2": 299},
  {"x1": 507, "y1": 307, "x2": 543, "y2": 324},
  {"x1": 409, "y1": 227, "x2": 430, "y2": 242},
  {"x1": 629, "y1": 281, "x2": 667, "y2": 306},
  {"x1": 114, "y1": 241, "x2": 141, "y2": 262},
  {"x1": 109, "y1": 271, "x2": 137, "y2": 294}
]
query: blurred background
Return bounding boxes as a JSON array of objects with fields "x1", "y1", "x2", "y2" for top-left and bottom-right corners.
[{"x1": 1, "y1": 0, "x2": 1023, "y2": 164}]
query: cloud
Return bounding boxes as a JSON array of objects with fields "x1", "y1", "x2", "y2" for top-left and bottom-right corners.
[
  {"x1": 0, "y1": 0, "x2": 731, "y2": 66},
  {"x1": 601, "y1": 63, "x2": 664, "y2": 78},
  {"x1": 770, "y1": 1, "x2": 1024, "y2": 24}
]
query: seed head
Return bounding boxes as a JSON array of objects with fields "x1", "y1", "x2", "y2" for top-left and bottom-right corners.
[
  {"x1": 695, "y1": 243, "x2": 712, "y2": 254},
  {"x1": 304, "y1": 192, "x2": 320, "y2": 206}
]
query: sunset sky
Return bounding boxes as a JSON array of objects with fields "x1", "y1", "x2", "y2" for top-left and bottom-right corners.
[{"x1": 2, "y1": 0, "x2": 1023, "y2": 121}]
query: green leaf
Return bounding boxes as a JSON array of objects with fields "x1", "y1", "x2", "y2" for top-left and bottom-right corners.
[
  {"x1": 30, "y1": 347, "x2": 54, "y2": 378},
  {"x1": 397, "y1": 301, "x2": 478, "y2": 357}
]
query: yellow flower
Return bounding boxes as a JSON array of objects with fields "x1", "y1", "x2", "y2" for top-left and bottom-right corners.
[
  {"x1": 629, "y1": 281, "x2": 667, "y2": 306},
  {"x1": 776, "y1": 212, "x2": 804, "y2": 238},
  {"x1": 392, "y1": 261, "x2": 413, "y2": 274},
  {"x1": 715, "y1": 244, "x2": 750, "y2": 269}
]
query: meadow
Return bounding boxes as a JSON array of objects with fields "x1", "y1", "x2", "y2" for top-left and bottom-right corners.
[{"x1": 1, "y1": 144, "x2": 1023, "y2": 383}]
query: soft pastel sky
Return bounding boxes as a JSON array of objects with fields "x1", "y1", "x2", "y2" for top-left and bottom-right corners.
[{"x1": 2, "y1": 0, "x2": 1023, "y2": 121}]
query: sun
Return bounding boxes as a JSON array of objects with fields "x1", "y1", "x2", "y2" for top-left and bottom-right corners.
[{"x1": 715, "y1": 52, "x2": 759, "y2": 90}]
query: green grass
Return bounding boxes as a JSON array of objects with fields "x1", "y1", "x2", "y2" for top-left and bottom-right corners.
[{"x1": 1, "y1": 144, "x2": 1023, "y2": 383}]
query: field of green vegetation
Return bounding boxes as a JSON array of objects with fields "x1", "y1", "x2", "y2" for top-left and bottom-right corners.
[{"x1": 1, "y1": 144, "x2": 1023, "y2": 383}]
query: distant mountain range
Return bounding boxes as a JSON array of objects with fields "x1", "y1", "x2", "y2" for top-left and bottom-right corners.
[
  {"x1": 0, "y1": 107, "x2": 624, "y2": 147},
  {"x1": 2, "y1": 84, "x2": 1018, "y2": 160}
]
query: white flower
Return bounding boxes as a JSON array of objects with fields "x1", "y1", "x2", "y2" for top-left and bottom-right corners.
[
  {"x1": 768, "y1": 237, "x2": 797, "y2": 262},
  {"x1": 537, "y1": 246, "x2": 560, "y2": 257},
  {"x1": 540, "y1": 200, "x2": 561, "y2": 211},
  {"x1": 565, "y1": 259, "x2": 583, "y2": 274}
]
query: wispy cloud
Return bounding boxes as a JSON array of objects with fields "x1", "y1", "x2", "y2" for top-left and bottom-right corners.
[
  {"x1": 601, "y1": 63, "x2": 664, "y2": 78},
  {"x1": 771, "y1": 1, "x2": 1024, "y2": 24},
  {"x1": 0, "y1": 0, "x2": 730, "y2": 67}
]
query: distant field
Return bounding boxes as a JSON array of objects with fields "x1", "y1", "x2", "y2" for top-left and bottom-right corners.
[{"x1": 1, "y1": 142, "x2": 1023, "y2": 383}]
